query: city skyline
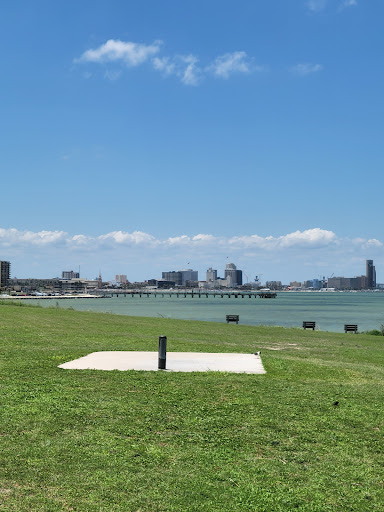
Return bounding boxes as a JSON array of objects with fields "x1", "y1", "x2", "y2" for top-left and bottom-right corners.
[
  {"x1": 1, "y1": 255, "x2": 380, "y2": 290},
  {"x1": 1, "y1": 1, "x2": 383, "y2": 281}
]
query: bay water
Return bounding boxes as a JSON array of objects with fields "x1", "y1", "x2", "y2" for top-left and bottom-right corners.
[{"x1": 28, "y1": 291, "x2": 384, "y2": 333}]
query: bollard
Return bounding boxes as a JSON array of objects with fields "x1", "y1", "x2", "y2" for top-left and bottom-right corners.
[{"x1": 158, "y1": 335, "x2": 167, "y2": 370}]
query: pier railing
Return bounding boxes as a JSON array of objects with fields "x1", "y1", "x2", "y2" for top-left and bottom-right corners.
[{"x1": 99, "y1": 290, "x2": 277, "y2": 299}]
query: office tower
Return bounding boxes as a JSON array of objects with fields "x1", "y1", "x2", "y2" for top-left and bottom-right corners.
[
  {"x1": 179, "y1": 269, "x2": 198, "y2": 285},
  {"x1": 162, "y1": 271, "x2": 182, "y2": 286},
  {"x1": 225, "y1": 263, "x2": 243, "y2": 287},
  {"x1": 162, "y1": 270, "x2": 198, "y2": 286},
  {"x1": 0, "y1": 261, "x2": 11, "y2": 287},
  {"x1": 366, "y1": 260, "x2": 376, "y2": 288},
  {"x1": 206, "y1": 267, "x2": 217, "y2": 283},
  {"x1": 115, "y1": 274, "x2": 127, "y2": 283}
]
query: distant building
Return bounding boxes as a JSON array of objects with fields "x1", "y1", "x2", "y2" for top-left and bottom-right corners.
[
  {"x1": 206, "y1": 267, "x2": 217, "y2": 283},
  {"x1": 162, "y1": 269, "x2": 198, "y2": 286},
  {"x1": 157, "y1": 280, "x2": 175, "y2": 289},
  {"x1": 162, "y1": 271, "x2": 182, "y2": 286},
  {"x1": 328, "y1": 275, "x2": 368, "y2": 290},
  {"x1": 0, "y1": 261, "x2": 11, "y2": 287},
  {"x1": 366, "y1": 260, "x2": 376, "y2": 289},
  {"x1": 62, "y1": 270, "x2": 80, "y2": 280},
  {"x1": 224, "y1": 263, "x2": 242, "y2": 287},
  {"x1": 179, "y1": 269, "x2": 198, "y2": 285},
  {"x1": 327, "y1": 277, "x2": 352, "y2": 290},
  {"x1": 290, "y1": 281, "x2": 302, "y2": 288},
  {"x1": 353, "y1": 275, "x2": 367, "y2": 290},
  {"x1": 266, "y1": 281, "x2": 283, "y2": 290},
  {"x1": 8, "y1": 277, "x2": 99, "y2": 293},
  {"x1": 115, "y1": 274, "x2": 127, "y2": 284},
  {"x1": 215, "y1": 277, "x2": 230, "y2": 288}
]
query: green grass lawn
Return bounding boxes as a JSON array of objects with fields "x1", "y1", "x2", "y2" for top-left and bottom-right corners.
[{"x1": 0, "y1": 302, "x2": 383, "y2": 511}]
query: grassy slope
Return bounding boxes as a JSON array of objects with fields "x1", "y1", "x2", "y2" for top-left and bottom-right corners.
[{"x1": 0, "y1": 303, "x2": 383, "y2": 511}]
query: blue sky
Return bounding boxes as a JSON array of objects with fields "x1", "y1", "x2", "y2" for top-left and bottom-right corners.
[{"x1": 1, "y1": 0, "x2": 383, "y2": 283}]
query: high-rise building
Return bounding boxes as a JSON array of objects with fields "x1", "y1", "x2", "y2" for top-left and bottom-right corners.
[
  {"x1": 366, "y1": 260, "x2": 376, "y2": 289},
  {"x1": 0, "y1": 261, "x2": 11, "y2": 288},
  {"x1": 162, "y1": 270, "x2": 198, "y2": 286},
  {"x1": 115, "y1": 274, "x2": 127, "y2": 283},
  {"x1": 206, "y1": 267, "x2": 217, "y2": 283},
  {"x1": 179, "y1": 269, "x2": 198, "y2": 284},
  {"x1": 224, "y1": 263, "x2": 242, "y2": 287},
  {"x1": 162, "y1": 271, "x2": 182, "y2": 286}
]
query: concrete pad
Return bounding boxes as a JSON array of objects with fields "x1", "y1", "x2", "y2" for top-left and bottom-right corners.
[{"x1": 58, "y1": 351, "x2": 266, "y2": 374}]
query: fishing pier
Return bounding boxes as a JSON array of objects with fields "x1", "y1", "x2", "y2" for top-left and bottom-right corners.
[{"x1": 102, "y1": 290, "x2": 277, "y2": 299}]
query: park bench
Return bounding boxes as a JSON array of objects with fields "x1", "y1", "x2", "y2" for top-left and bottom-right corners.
[
  {"x1": 344, "y1": 324, "x2": 358, "y2": 333},
  {"x1": 226, "y1": 315, "x2": 239, "y2": 324},
  {"x1": 302, "y1": 321, "x2": 316, "y2": 330}
]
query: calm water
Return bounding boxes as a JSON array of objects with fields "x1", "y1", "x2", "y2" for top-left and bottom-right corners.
[{"x1": 27, "y1": 291, "x2": 384, "y2": 333}]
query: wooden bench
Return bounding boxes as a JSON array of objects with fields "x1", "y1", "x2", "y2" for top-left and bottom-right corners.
[
  {"x1": 226, "y1": 315, "x2": 239, "y2": 324},
  {"x1": 344, "y1": 324, "x2": 358, "y2": 333},
  {"x1": 303, "y1": 321, "x2": 316, "y2": 330}
]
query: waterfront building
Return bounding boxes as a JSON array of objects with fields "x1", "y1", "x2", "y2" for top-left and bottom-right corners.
[
  {"x1": 290, "y1": 281, "x2": 302, "y2": 288},
  {"x1": 7, "y1": 277, "x2": 99, "y2": 294},
  {"x1": 366, "y1": 260, "x2": 376, "y2": 289},
  {"x1": 327, "y1": 277, "x2": 351, "y2": 290},
  {"x1": 224, "y1": 263, "x2": 242, "y2": 287},
  {"x1": 0, "y1": 261, "x2": 11, "y2": 287}
]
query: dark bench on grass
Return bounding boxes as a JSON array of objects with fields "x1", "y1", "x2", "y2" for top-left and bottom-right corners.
[
  {"x1": 303, "y1": 321, "x2": 316, "y2": 330},
  {"x1": 344, "y1": 324, "x2": 358, "y2": 333},
  {"x1": 226, "y1": 315, "x2": 239, "y2": 324}
]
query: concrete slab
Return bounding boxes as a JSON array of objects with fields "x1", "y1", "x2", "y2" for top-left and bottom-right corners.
[{"x1": 58, "y1": 351, "x2": 266, "y2": 374}]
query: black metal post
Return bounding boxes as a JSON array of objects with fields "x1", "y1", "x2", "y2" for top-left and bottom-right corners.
[{"x1": 158, "y1": 335, "x2": 167, "y2": 370}]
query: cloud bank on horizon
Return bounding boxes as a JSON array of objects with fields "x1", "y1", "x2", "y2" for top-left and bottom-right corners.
[{"x1": 1, "y1": 227, "x2": 382, "y2": 281}]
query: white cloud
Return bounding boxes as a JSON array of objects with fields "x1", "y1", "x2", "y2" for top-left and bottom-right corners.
[
  {"x1": 75, "y1": 39, "x2": 162, "y2": 66},
  {"x1": 98, "y1": 230, "x2": 157, "y2": 245},
  {"x1": 209, "y1": 51, "x2": 252, "y2": 79},
  {"x1": 152, "y1": 56, "x2": 176, "y2": 75},
  {"x1": 0, "y1": 228, "x2": 67, "y2": 246},
  {"x1": 104, "y1": 70, "x2": 122, "y2": 81},
  {"x1": 278, "y1": 228, "x2": 336, "y2": 247},
  {"x1": 227, "y1": 228, "x2": 336, "y2": 250},
  {"x1": 307, "y1": 0, "x2": 357, "y2": 13},
  {"x1": 363, "y1": 239, "x2": 383, "y2": 249},
  {"x1": 290, "y1": 63, "x2": 323, "y2": 76},
  {"x1": 0, "y1": 227, "x2": 370, "y2": 252},
  {"x1": 179, "y1": 55, "x2": 201, "y2": 86},
  {"x1": 306, "y1": 0, "x2": 327, "y2": 12},
  {"x1": 340, "y1": 0, "x2": 357, "y2": 8},
  {"x1": 75, "y1": 39, "x2": 259, "y2": 86},
  {"x1": 152, "y1": 54, "x2": 202, "y2": 86}
]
